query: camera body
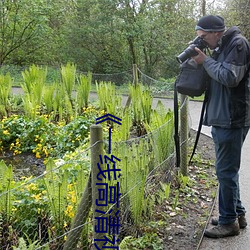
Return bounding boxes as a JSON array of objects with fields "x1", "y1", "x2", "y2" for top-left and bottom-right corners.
[{"x1": 176, "y1": 36, "x2": 208, "y2": 64}]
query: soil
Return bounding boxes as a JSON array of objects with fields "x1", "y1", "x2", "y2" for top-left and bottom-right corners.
[
  {"x1": 0, "y1": 152, "x2": 45, "y2": 180},
  {"x1": 159, "y1": 130, "x2": 217, "y2": 250}
]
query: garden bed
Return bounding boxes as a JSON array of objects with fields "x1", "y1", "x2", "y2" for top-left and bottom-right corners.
[{"x1": 118, "y1": 130, "x2": 217, "y2": 250}]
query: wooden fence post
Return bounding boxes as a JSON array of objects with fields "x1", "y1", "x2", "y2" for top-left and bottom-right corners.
[
  {"x1": 63, "y1": 124, "x2": 103, "y2": 250},
  {"x1": 133, "y1": 63, "x2": 138, "y2": 86},
  {"x1": 63, "y1": 175, "x2": 92, "y2": 250},
  {"x1": 90, "y1": 124, "x2": 104, "y2": 249},
  {"x1": 124, "y1": 64, "x2": 138, "y2": 111}
]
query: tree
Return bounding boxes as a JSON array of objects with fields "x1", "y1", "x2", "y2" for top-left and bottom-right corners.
[
  {"x1": 220, "y1": 0, "x2": 250, "y2": 39},
  {"x1": 0, "y1": 0, "x2": 48, "y2": 65}
]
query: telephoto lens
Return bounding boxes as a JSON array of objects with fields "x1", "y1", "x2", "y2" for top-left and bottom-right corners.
[{"x1": 176, "y1": 36, "x2": 208, "y2": 63}]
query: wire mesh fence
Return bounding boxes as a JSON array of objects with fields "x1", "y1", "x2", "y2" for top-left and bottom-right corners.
[{"x1": 0, "y1": 65, "x2": 190, "y2": 249}]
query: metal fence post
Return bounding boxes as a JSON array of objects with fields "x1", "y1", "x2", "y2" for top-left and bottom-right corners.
[
  {"x1": 180, "y1": 94, "x2": 189, "y2": 176},
  {"x1": 90, "y1": 124, "x2": 104, "y2": 249}
]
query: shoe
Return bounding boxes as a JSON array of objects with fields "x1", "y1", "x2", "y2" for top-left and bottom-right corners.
[
  {"x1": 211, "y1": 214, "x2": 247, "y2": 229},
  {"x1": 204, "y1": 222, "x2": 240, "y2": 238}
]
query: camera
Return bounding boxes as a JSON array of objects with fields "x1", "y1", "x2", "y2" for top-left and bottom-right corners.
[{"x1": 176, "y1": 36, "x2": 208, "y2": 64}]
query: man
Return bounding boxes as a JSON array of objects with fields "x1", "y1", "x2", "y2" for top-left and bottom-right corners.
[{"x1": 192, "y1": 15, "x2": 250, "y2": 238}]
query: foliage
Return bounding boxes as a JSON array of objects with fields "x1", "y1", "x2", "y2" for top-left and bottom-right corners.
[
  {"x1": 76, "y1": 72, "x2": 92, "y2": 110},
  {"x1": 220, "y1": 0, "x2": 250, "y2": 39},
  {"x1": 96, "y1": 81, "x2": 122, "y2": 121},
  {"x1": 0, "y1": 152, "x2": 90, "y2": 249},
  {"x1": 0, "y1": 110, "x2": 98, "y2": 158},
  {"x1": 13, "y1": 236, "x2": 45, "y2": 250},
  {"x1": 0, "y1": 76, "x2": 179, "y2": 248},
  {"x1": 21, "y1": 65, "x2": 47, "y2": 118},
  {"x1": 0, "y1": 0, "x2": 52, "y2": 65},
  {"x1": 0, "y1": 73, "x2": 12, "y2": 116},
  {"x1": 12, "y1": 176, "x2": 49, "y2": 241},
  {"x1": 0, "y1": 161, "x2": 15, "y2": 222},
  {"x1": 145, "y1": 100, "x2": 175, "y2": 164},
  {"x1": 61, "y1": 63, "x2": 76, "y2": 101},
  {"x1": 0, "y1": 0, "x2": 233, "y2": 78},
  {"x1": 120, "y1": 233, "x2": 163, "y2": 250},
  {"x1": 129, "y1": 83, "x2": 153, "y2": 134}
]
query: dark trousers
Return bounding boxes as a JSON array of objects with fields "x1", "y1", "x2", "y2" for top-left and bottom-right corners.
[{"x1": 211, "y1": 126, "x2": 249, "y2": 225}]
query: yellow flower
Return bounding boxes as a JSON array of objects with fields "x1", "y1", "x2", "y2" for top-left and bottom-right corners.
[
  {"x1": 12, "y1": 207, "x2": 17, "y2": 212},
  {"x1": 36, "y1": 152, "x2": 41, "y2": 159},
  {"x1": 3, "y1": 130, "x2": 9, "y2": 135},
  {"x1": 32, "y1": 193, "x2": 42, "y2": 201},
  {"x1": 71, "y1": 195, "x2": 76, "y2": 204},
  {"x1": 42, "y1": 147, "x2": 49, "y2": 157},
  {"x1": 65, "y1": 205, "x2": 74, "y2": 218},
  {"x1": 26, "y1": 183, "x2": 37, "y2": 191}
]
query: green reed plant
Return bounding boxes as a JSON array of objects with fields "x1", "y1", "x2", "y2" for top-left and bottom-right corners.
[
  {"x1": 129, "y1": 84, "x2": 142, "y2": 125},
  {"x1": 0, "y1": 161, "x2": 14, "y2": 222},
  {"x1": 141, "y1": 89, "x2": 153, "y2": 124},
  {"x1": 76, "y1": 72, "x2": 92, "y2": 111},
  {"x1": 96, "y1": 81, "x2": 111, "y2": 111},
  {"x1": 112, "y1": 110, "x2": 132, "y2": 141},
  {"x1": 21, "y1": 65, "x2": 47, "y2": 118},
  {"x1": 96, "y1": 81, "x2": 122, "y2": 122},
  {"x1": 112, "y1": 137, "x2": 152, "y2": 226},
  {"x1": 43, "y1": 84, "x2": 55, "y2": 114},
  {"x1": 145, "y1": 100, "x2": 174, "y2": 164},
  {"x1": 129, "y1": 83, "x2": 153, "y2": 129},
  {"x1": 52, "y1": 82, "x2": 74, "y2": 122},
  {"x1": 43, "y1": 159, "x2": 69, "y2": 233},
  {"x1": 61, "y1": 63, "x2": 76, "y2": 102},
  {"x1": 0, "y1": 73, "x2": 12, "y2": 117}
]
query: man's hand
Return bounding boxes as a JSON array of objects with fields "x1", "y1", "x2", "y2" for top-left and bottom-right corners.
[{"x1": 192, "y1": 47, "x2": 207, "y2": 64}]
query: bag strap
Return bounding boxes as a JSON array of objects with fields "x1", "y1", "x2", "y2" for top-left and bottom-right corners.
[
  {"x1": 189, "y1": 91, "x2": 208, "y2": 164},
  {"x1": 174, "y1": 80, "x2": 180, "y2": 168}
]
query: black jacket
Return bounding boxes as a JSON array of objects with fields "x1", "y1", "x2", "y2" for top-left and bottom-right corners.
[{"x1": 203, "y1": 26, "x2": 250, "y2": 128}]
